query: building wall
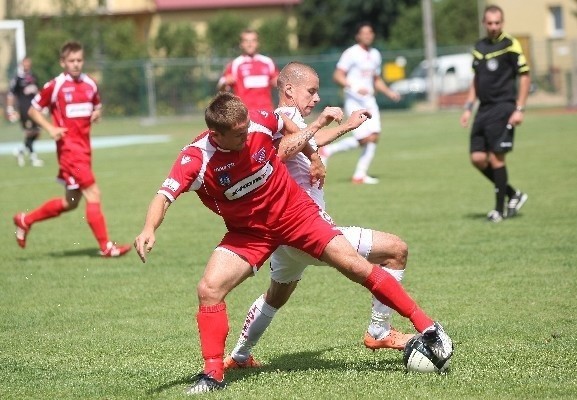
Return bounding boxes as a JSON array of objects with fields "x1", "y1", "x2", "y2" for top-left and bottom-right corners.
[{"x1": 491, "y1": 0, "x2": 577, "y2": 88}]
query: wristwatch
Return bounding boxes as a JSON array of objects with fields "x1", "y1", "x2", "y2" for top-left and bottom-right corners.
[{"x1": 515, "y1": 105, "x2": 525, "y2": 112}]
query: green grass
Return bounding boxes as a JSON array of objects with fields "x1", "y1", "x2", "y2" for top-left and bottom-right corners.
[{"x1": 1, "y1": 108, "x2": 576, "y2": 399}]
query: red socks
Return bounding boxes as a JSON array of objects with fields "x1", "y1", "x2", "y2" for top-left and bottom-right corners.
[
  {"x1": 363, "y1": 265, "x2": 434, "y2": 332},
  {"x1": 196, "y1": 303, "x2": 228, "y2": 382},
  {"x1": 86, "y1": 202, "x2": 109, "y2": 251},
  {"x1": 24, "y1": 198, "x2": 65, "y2": 226}
]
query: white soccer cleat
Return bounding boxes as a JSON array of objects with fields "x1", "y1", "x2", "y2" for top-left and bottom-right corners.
[{"x1": 352, "y1": 175, "x2": 379, "y2": 185}]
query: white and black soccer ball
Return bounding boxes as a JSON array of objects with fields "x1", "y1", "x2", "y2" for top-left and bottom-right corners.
[{"x1": 403, "y1": 334, "x2": 451, "y2": 373}]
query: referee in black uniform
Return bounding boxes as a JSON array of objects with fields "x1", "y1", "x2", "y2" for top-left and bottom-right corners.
[{"x1": 460, "y1": 4, "x2": 530, "y2": 223}]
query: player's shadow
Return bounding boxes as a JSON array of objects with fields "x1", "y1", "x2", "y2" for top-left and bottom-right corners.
[
  {"x1": 463, "y1": 212, "x2": 525, "y2": 221},
  {"x1": 47, "y1": 247, "x2": 101, "y2": 258},
  {"x1": 146, "y1": 346, "x2": 402, "y2": 395}
]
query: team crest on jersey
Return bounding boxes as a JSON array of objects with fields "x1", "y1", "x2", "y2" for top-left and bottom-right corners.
[
  {"x1": 487, "y1": 58, "x2": 499, "y2": 71},
  {"x1": 218, "y1": 172, "x2": 231, "y2": 186},
  {"x1": 252, "y1": 147, "x2": 266, "y2": 163},
  {"x1": 65, "y1": 93, "x2": 73, "y2": 103}
]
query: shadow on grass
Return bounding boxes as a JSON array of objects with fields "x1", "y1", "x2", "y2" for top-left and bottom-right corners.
[
  {"x1": 463, "y1": 212, "x2": 526, "y2": 221},
  {"x1": 47, "y1": 247, "x2": 101, "y2": 258},
  {"x1": 147, "y1": 346, "x2": 402, "y2": 395}
]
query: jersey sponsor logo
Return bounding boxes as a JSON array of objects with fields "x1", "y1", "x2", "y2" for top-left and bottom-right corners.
[
  {"x1": 218, "y1": 172, "x2": 231, "y2": 187},
  {"x1": 214, "y1": 162, "x2": 235, "y2": 172},
  {"x1": 487, "y1": 58, "x2": 499, "y2": 71},
  {"x1": 162, "y1": 177, "x2": 180, "y2": 192},
  {"x1": 243, "y1": 75, "x2": 269, "y2": 88},
  {"x1": 181, "y1": 155, "x2": 191, "y2": 165},
  {"x1": 224, "y1": 161, "x2": 273, "y2": 200},
  {"x1": 65, "y1": 102, "x2": 93, "y2": 118},
  {"x1": 252, "y1": 147, "x2": 266, "y2": 163}
]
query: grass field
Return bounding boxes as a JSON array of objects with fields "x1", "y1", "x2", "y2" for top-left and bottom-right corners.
[{"x1": 1, "y1": 107, "x2": 576, "y2": 399}]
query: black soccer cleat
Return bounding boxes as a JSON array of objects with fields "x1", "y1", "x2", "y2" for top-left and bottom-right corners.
[
  {"x1": 422, "y1": 322, "x2": 454, "y2": 362},
  {"x1": 507, "y1": 191, "x2": 528, "y2": 218},
  {"x1": 185, "y1": 373, "x2": 226, "y2": 395}
]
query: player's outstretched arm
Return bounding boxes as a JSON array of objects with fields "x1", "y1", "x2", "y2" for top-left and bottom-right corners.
[
  {"x1": 315, "y1": 109, "x2": 371, "y2": 146},
  {"x1": 134, "y1": 194, "x2": 171, "y2": 263}
]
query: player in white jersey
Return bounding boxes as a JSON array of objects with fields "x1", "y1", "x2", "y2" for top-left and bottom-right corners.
[
  {"x1": 320, "y1": 22, "x2": 401, "y2": 184},
  {"x1": 224, "y1": 62, "x2": 415, "y2": 371}
]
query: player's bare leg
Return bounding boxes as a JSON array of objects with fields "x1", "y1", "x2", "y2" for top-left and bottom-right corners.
[{"x1": 188, "y1": 249, "x2": 254, "y2": 394}]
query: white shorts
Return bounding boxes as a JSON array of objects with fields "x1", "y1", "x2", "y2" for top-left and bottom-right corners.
[
  {"x1": 269, "y1": 226, "x2": 373, "y2": 284},
  {"x1": 344, "y1": 95, "x2": 381, "y2": 140}
]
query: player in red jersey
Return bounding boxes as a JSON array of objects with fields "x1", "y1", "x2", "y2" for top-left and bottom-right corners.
[
  {"x1": 12, "y1": 41, "x2": 131, "y2": 258},
  {"x1": 217, "y1": 29, "x2": 279, "y2": 112},
  {"x1": 134, "y1": 92, "x2": 453, "y2": 394}
]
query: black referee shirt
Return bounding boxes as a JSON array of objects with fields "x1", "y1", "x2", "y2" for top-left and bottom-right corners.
[{"x1": 472, "y1": 32, "x2": 530, "y2": 106}]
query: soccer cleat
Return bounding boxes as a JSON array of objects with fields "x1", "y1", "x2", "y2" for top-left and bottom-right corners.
[
  {"x1": 13, "y1": 148, "x2": 25, "y2": 167},
  {"x1": 99, "y1": 241, "x2": 131, "y2": 258},
  {"x1": 507, "y1": 191, "x2": 528, "y2": 218},
  {"x1": 363, "y1": 328, "x2": 415, "y2": 351},
  {"x1": 486, "y1": 210, "x2": 504, "y2": 223},
  {"x1": 318, "y1": 146, "x2": 330, "y2": 166},
  {"x1": 352, "y1": 175, "x2": 379, "y2": 185},
  {"x1": 422, "y1": 322, "x2": 454, "y2": 362},
  {"x1": 30, "y1": 154, "x2": 45, "y2": 167},
  {"x1": 185, "y1": 373, "x2": 226, "y2": 395},
  {"x1": 13, "y1": 213, "x2": 30, "y2": 248},
  {"x1": 223, "y1": 354, "x2": 263, "y2": 370}
]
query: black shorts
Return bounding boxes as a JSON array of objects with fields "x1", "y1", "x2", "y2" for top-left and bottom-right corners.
[{"x1": 470, "y1": 103, "x2": 516, "y2": 154}]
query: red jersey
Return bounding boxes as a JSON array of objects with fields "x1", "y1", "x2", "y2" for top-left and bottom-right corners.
[
  {"x1": 220, "y1": 55, "x2": 278, "y2": 111},
  {"x1": 159, "y1": 110, "x2": 321, "y2": 232},
  {"x1": 32, "y1": 73, "x2": 101, "y2": 161}
]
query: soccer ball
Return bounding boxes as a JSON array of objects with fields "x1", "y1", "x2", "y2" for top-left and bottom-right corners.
[{"x1": 403, "y1": 334, "x2": 451, "y2": 373}]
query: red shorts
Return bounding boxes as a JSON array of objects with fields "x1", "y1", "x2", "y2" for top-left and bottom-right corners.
[
  {"x1": 218, "y1": 205, "x2": 341, "y2": 269},
  {"x1": 57, "y1": 156, "x2": 95, "y2": 190}
]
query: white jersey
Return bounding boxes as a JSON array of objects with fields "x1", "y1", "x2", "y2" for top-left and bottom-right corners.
[
  {"x1": 337, "y1": 44, "x2": 382, "y2": 103},
  {"x1": 274, "y1": 106, "x2": 325, "y2": 209}
]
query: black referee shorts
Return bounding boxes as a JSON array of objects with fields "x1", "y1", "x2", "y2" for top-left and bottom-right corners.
[{"x1": 470, "y1": 102, "x2": 516, "y2": 154}]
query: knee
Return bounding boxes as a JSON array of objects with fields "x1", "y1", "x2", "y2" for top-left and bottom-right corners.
[
  {"x1": 390, "y1": 236, "x2": 408, "y2": 269},
  {"x1": 470, "y1": 154, "x2": 487, "y2": 170},
  {"x1": 63, "y1": 198, "x2": 80, "y2": 211},
  {"x1": 197, "y1": 278, "x2": 221, "y2": 305}
]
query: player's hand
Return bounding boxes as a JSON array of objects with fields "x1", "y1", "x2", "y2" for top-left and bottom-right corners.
[
  {"x1": 317, "y1": 106, "x2": 344, "y2": 127},
  {"x1": 48, "y1": 126, "x2": 68, "y2": 141},
  {"x1": 460, "y1": 110, "x2": 471, "y2": 128},
  {"x1": 91, "y1": 109, "x2": 102, "y2": 123},
  {"x1": 347, "y1": 109, "x2": 372, "y2": 129},
  {"x1": 309, "y1": 153, "x2": 326, "y2": 189},
  {"x1": 134, "y1": 229, "x2": 156, "y2": 263},
  {"x1": 388, "y1": 90, "x2": 401, "y2": 102}
]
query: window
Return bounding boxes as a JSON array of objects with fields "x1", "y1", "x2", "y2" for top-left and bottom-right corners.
[{"x1": 548, "y1": 6, "x2": 565, "y2": 38}]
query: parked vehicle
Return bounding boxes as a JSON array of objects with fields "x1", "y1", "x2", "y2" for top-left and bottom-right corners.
[{"x1": 390, "y1": 53, "x2": 473, "y2": 98}]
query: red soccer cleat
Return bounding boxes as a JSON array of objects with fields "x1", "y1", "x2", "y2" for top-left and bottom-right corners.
[
  {"x1": 363, "y1": 327, "x2": 415, "y2": 351},
  {"x1": 223, "y1": 355, "x2": 262, "y2": 371},
  {"x1": 13, "y1": 213, "x2": 30, "y2": 249},
  {"x1": 100, "y1": 241, "x2": 131, "y2": 258}
]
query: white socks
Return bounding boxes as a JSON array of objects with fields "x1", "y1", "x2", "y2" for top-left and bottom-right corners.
[
  {"x1": 323, "y1": 136, "x2": 359, "y2": 156},
  {"x1": 353, "y1": 141, "x2": 377, "y2": 179},
  {"x1": 230, "y1": 294, "x2": 278, "y2": 363},
  {"x1": 367, "y1": 266, "x2": 405, "y2": 339}
]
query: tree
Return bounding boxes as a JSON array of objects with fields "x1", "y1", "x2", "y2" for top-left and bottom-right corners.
[
  {"x1": 205, "y1": 12, "x2": 248, "y2": 57},
  {"x1": 388, "y1": 0, "x2": 479, "y2": 50},
  {"x1": 295, "y1": 0, "x2": 420, "y2": 52},
  {"x1": 258, "y1": 17, "x2": 292, "y2": 56}
]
